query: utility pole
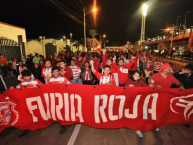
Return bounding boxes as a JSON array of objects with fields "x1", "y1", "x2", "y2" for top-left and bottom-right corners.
[
  {"x1": 184, "y1": 11, "x2": 192, "y2": 29},
  {"x1": 170, "y1": 24, "x2": 174, "y2": 48},
  {"x1": 165, "y1": 22, "x2": 169, "y2": 36},
  {"x1": 83, "y1": 7, "x2": 86, "y2": 51}
]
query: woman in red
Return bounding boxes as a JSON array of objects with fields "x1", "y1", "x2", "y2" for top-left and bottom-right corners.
[
  {"x1": 125, "y1": 70, "x2": 147, "y2": 87},
  {"x1": 125, "y1": 70, "x2": 148, "y2": 138}
]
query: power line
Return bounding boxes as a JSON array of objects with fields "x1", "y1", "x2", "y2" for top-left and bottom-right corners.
[
  {"x1": 56, "y1": 0, "x2": 83, "y2": 19},
  {"x1": 73, "y1": 0, "x2": 83, "y2": 11},
  {"x1": 78, "y1": 0, "x2": 85, "y2": 7},
  {"x1": 50, "y1": 0, "x2": 84, "y2": 25},
  {"x1": 67, "y1": 0, "x2": 83, "y2": 13}
]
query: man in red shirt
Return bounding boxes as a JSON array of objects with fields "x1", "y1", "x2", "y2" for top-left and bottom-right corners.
[
  {"x1": 0, "y1": 54, "x2": 8, "y2": 77},
  {"x1": 59, "y1": 60, "x2": 73, "y2": 81},
  {"x1": 48, "y1": 66, "x2": 70, "y2": 84},
  {"x1": 150, "y1": 63, "x2": 185, "y2": 90},
  {"x1": 112, "y1": 56, "x2": 134, "y2": 86},
  {"x1": 90, "y1": 60, "x2": 116, "y2": 85},
  {"x1": 10, "y1": 70, "x2": 42, "y2": 90},
  {"x1": 102, "y1": 49, "x2": 118, "y2": 86},
  {"x1": 41, "y1": 60, "x2": 52, "y2": 84}
]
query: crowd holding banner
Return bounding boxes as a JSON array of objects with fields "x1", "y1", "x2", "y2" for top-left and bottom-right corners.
[
  {"x1": 1, "y1": 85, "x2": 193, "y2": 134},
  {"x1": 1, "y1": 48, "x2": 193, "y2": 138}
]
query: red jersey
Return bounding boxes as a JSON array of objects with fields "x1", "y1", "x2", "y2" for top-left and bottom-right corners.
[
  {"x1": 154, "y1": 62, "x2": 163, "y2": 71},
  {"x1": 48, "y1": 76, "x2": 70, "y2": 84},
  {"x1": 112, "y1": 62, "x2": 134, "y2": 85},
  {"x1": 130, "y1": 53, "x2": 139, "y2": 71},
  {"x1": 151, "y1": 73, "x2": 179, "y2": 88},
  {"x1": 94, "y1": 71, "x2": 116, "y2": 85},
  {"x1": 94, "y1": 59, "x2": 100, "y2": 71},
  {"x1": 18, "y1": 73, "x2": 34, "y2": 81},
  {"x1": 60, "y1": 67, "x2": 73, "y2": 81},
  {"x1": 102, "y1": 54, "x2": 116, "y2": 73},
  {"x1": 41, "y1": 67, "x2": 52, "y2": 84},
  {"x1": 16, "y1": 79, "x2": 41, "y2": 89},
  {"x1": 69, "y1": 65, "x2": 81, "y2": 80}
]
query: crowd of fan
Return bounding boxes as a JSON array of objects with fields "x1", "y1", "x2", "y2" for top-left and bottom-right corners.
[
  {"x1": 1, "y1": 49, "x2": 193, "y2": 90},
  {"x1": 1, "y1": 49, "x2": 193, "y2": 137}
]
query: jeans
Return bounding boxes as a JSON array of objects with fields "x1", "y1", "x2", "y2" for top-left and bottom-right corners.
[{"x1": 71, "y1": 78, "x2": 82, "y2": 84}]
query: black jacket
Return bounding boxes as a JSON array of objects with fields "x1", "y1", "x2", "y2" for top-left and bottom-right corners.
[
  {"x1": 172, "y1": 72, "x2": 193, "y2": 89},
  {"x1": 31, "y1": 67, "x2": 42, "y2": 81}
]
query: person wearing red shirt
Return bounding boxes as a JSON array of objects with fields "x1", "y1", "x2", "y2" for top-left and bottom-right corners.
[
  {"x1": 80, "y1": 61, "x2": 93, "y2": 85},
  {"x1": 41, "y1": 60, "x2": 52, "y2": 84},
  {"x1": 102, "y1": 49, "x2": 118, "y2": 86},
  {"x1": 39, "y1": 59, "x2": 45, "y2": 69},
  {"x1": 125, "y1": 70, "x2": 147, "y2": 87},
  {"x1": 125, "y1": 70, "x2": 147, "y2": 137},
  {"x1": 48, "y1": 66, "x2": 70, "y2": 84},
  {"x1": 153, "y1": 59, "x2": 163, "y2": 74},
  {"x1": 0, "y1": 54, "x2": 8, "y2": 77},
  {"x1": 90, "y1": 60, "x2": 116, "y2": 85},
  {"x1": 9, "y1": 70, "x2": 42, "y2": 137},
  {"x1": 112, "y1": 56, "x2": 134, "y2": 86},
  {"x1": 130, "y1": 50, "x2": 139, "y2": 72},
  {"x1": 93, "y1": 55, "x2": 100, "y2": 72},
  {"x1": 59, "y1": 60, "x2": 73, "y2": 81},
  {"x1": 150, "y1": 63, "x2": 185, "y2": 90},
  {"x1": 10, "y1": 70, "x2": 42, "y2": 90}
]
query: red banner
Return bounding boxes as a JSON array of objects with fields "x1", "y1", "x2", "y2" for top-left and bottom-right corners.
[{"x1": 1, "y1": 84, "x2": 193, "y2": 133}]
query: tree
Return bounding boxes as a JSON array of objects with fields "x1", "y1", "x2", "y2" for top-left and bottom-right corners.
[{"x1": 89, "y1": 29, "x2": 99, "y2": 49}]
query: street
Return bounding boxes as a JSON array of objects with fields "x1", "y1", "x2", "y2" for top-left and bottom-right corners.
[{"x1": 0, "y1": 124, "x2": 193, "y2": 145}]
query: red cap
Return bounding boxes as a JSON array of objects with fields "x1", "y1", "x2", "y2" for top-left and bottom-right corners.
[
  {"x1": 159, "y1": 63, "x2": 171, "y2": 72},
  {"x1": 34, "y1": 63, "x2": 39, "y2": 65}
]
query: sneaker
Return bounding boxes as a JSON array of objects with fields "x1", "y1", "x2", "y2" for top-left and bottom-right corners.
[
  {"x1": 0, "y1": 131, "x2": 4, "y2": 138},
  {"x1": 59, "y1": 126, "x2": 65, "y2": 134},
  {"x1": 155, "y1": 128, "x2": 159, "y2": 131},
  {"x1": 136, "y1": 130, "x2": 143, "y2": 138}
]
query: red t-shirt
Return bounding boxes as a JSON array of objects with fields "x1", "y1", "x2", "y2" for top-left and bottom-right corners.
[
  {"x1": 112, "y1": 62, "x2": 134, "y2": 84},
  {"x1": 93, "y1": 71, "x2": 116, "y2": 85},
  {"x1": 102, "y1": 54, "x2": 116, "y2": 73},
  {"x1": 125, "y1": 79, "x2": 147, "y2": 87},
  {"x1": 60, "y1": 67, "x2": 73, "y2": 81},
  {"x1": 94, "y1": 59, "x2": 100, "y2": 71},
  {"x1": 151, "y1": 73, "x2": 179, "y2": 88},
  {"x1": 17, "y1": 79, "x2": 42, "y2": 89}
]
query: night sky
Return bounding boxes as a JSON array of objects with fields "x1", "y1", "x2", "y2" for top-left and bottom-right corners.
[{"x1": 0, "y1": 0, "x2": 193, "y2": 45}]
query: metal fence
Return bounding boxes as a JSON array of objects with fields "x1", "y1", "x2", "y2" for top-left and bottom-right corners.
[{"x1": 0, "y1": 37, "x2": 21, "y2": 61}]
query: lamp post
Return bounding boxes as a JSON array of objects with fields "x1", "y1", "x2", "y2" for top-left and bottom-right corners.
[
  {"x1": 140, "y1": 3, "x2": 148, "y2": 44},
  {"x1": 176, "y1": 16, "x2": 181, "y2": 28},
  {"x1": 83, "y1": 7, "x2": 97, "y2": 51},
  {"x1": 103, "y1": 34, "x2": 106, "y2": 48},
  {"x1": 165, "y1": 22, "x2": 169, "y2": 36},
  {"x1": 170, "y1": 24, "x2": 174, "y2": 48},
  {"x1": 63, "y1": 36, "x2": 66, "y2": 47},
  {"x1": 184, "y1": 11, "x2": 192, "y2": 29},
  {"x1": 70, "y1": 33, "x2": 73, "y2": 51}
]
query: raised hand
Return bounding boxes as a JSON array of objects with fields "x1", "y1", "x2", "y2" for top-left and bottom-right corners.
[
  {"x1": 103, "y1": 49, "x2": 106, "y2": 54},
  {"x1": 90, "y1": 60, "x2": 94, "y2": 65}
]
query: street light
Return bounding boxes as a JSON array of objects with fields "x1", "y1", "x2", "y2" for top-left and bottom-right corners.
[
  {"x1": 184, "y1": 11, "x2": 192, "y2": 29},
  {"x1": 63, "y1": 36, "x2": 66, "y2": 48},
  {"x1": 176, "y1": 16, "x2": 181, "y2": 28},
  {"x1": 140, "y1": 3, "x2": 148, "y2": 43},
  {"x1": 103, "y1": 34, "x2": 106, "y2": 48},
  {"x1": 83, "y1": 7, "x2": 97, "y2": 51}
]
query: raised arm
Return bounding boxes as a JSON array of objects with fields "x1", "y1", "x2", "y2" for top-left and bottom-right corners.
[{"x1": 102, "y1": 49, "x2": 107, "y2": 68}]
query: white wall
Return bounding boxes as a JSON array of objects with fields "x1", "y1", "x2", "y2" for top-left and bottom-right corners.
[{"x1": 0, "y1": 21, "x2": 26, "y2": 42}]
